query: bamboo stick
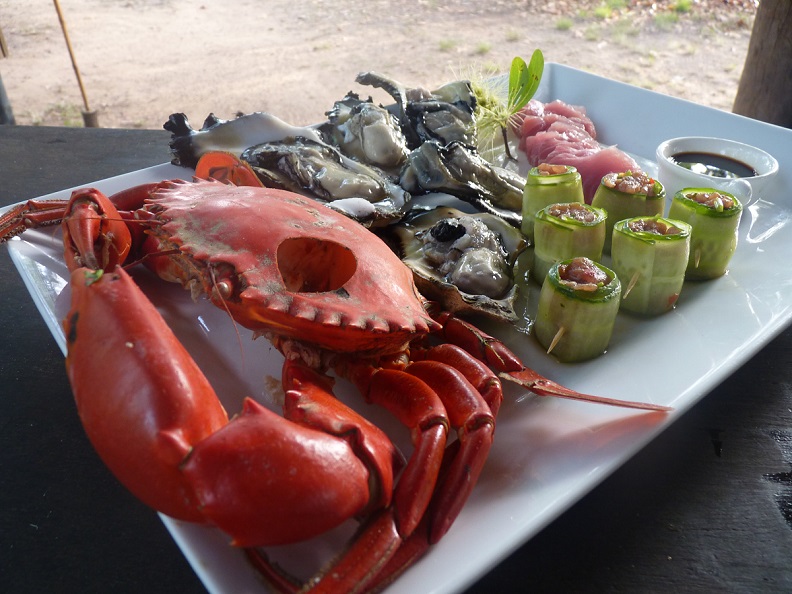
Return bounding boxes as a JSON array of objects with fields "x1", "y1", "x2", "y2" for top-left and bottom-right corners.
[{"x1": 52, "y1": 0, "x2": 98, "y2": 126}]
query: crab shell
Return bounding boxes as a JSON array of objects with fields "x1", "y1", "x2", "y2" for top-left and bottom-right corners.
[{"x1": 142, "y1": 178, "x2": 437, "y2": 356}]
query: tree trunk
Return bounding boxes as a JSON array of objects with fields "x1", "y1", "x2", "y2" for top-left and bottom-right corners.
[
  {"x1": 732, "y1": 1, "x2": 792, "y2": 128},
  {"x1": 0, "y1": 75, "x2": 15, "y2": 125}
]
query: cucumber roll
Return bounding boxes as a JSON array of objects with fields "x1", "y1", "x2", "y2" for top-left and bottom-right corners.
[
  {"x1": 667, "y1": 188, "x2": 743, "y2": 279},
  {"x1": 611, "y1": 217, "x2": 692, "y2": 316},
  {"x1": 534, "y1": 257, "x2": 621, "y2": 362},
  {"x1": 521, "y1": 163, "x2": 584, "y2": 242},
  {"x1": 590, "y1": 171, "x2": 665, "y2": 252},
  {"x1": 531, "y1": 202, "x2": 607, "y2": 284}
]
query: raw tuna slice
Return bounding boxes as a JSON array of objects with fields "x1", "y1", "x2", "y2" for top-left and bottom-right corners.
[
  {"x1": 514, "y1": 99, "x2": 639, "y2": 202},
  {"x1": 543, "y1": 100, "x2": 598, "y2": 138},
  {"x1": 519, "y1": 120, "x2": 600, "y2": 164},
  {"x1": 515, "y1": 99, "x2": 597, "y2": 142},
  {"x1": 548, "y1": 145, "x2": 641, "y2": 202}
]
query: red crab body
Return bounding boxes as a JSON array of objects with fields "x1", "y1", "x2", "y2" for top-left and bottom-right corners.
[
  {"x1": 0, "y1": 153, "x2": 669, "y2": 593},
  {"x1": 140, "y1": 179, "x2": 435, "y2": 354}
]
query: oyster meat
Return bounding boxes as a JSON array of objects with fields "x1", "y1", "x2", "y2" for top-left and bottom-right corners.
[
  {"x1": 163, "y1": 71, "x2": 527, "y2": 231},
  {"x1": 356, "y1": 71, "x2": 477, "y2": 149},
  {"x1": 400, "y1": 141, "x2": 526, "y2": 226},
  {"x1": 241, "y1": 137, "x2": 410, "y2": 227},
  {"x1": 389, "y1": 206, "x2": 528, "y2": 321},
  {"x1": 319, "y1": 92, "x2": 409, "y2": 170}
]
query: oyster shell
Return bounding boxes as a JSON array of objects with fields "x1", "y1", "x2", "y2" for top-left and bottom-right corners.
[
  {"x1": 399, "y1": 141, "x2": 526, "y2": 227},
  {"x1": 165, "y1": 112, "x2": 323, "y2": 168},
  {"x1": 319, "y1": 92, "x2": 409, "y2": 170},
  {"x1": 356, "y1": 71, "x2": 477, "y2": 149},
  {"x1": 389, "y1": 206, "x2": 528, "y2": 321},
  {"x1": 241, "y1": 137, "x2": 410, "y2": 227},
  {"x1": 162, "y1": 73, "x2": 524, "y2": 231}
]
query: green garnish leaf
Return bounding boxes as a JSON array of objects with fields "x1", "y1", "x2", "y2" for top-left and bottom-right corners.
[
  {"x1": 472, "y1": 49, "x2": 545, "y2": 163},
  {"x1": 507, "y1": 50, "x2": 544, "y2": 112}
]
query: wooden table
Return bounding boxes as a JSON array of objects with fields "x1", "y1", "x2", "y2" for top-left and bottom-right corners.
[{"x1": 1, "y1": 125, "x2": 791, "y2": 593}]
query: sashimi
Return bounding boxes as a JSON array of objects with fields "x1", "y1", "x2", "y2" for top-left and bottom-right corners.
[
  {"x1": 547, "y1": 146, "x2": 640, "y2": 202},
  {"x1": 515, "y1": 99, "x2": 597, "y2": 139},
  {"x1": 514, "y1": 99, "x2": 639, "y2": 202}
]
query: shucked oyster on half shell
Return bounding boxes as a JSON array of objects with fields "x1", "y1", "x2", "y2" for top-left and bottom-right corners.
[
  {"x1": 241, "y1": 137, "x2": 410, "y2": 228},
  {"x1": 318, "y1": 92, "x2": 410, "y2": 171},
  {"x1": 165, "y1": 112, "x2": 324, "y2": 168},
  {"x1": 400, "y1": 140, "x2": 526, "y2": 227},
  {"x1": 165, "y1": 112, "x2": 411, "y2": 228},
  {"x1": 355, "y1": 71, "x2": 478, "y2": 149},
  {"x1": 388, "y1": 206, "x2": 528, "y2": 321}
]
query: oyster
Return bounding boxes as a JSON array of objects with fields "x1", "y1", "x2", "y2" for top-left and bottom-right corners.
[
  {"x1": 241, "y1": 136, "x2": 410, "y2": 227},
  {"x1": 165, "y1": 112, "x2": 323, "y2": 168},
  {"x1": 319, "y1": 92, "x2": 409, "y2": 170},
  {"x1": 399, "y1": 141, "x2": 526, "y2": 226},
  {"x1": 356, "y1": 71, "x2": 477, "y2": 149},
  {"x1": 389, "y1": 206, "x2": 528, "y2": 321},
  {"x1": 162, "y1": 73, "x2": 524, "y2": 231}
]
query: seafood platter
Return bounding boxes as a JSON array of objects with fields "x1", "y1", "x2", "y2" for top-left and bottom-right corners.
[{"x1": 3, "y1": 61, "x2": 792, "y2": 594}]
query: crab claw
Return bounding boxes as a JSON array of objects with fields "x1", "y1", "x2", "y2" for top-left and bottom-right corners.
[{"x1": 62, "y1": 188, "x2": 133, "y2": 272}]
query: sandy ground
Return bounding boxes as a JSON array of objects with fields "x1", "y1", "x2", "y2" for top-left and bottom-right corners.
[{"x1": 0, "y1": 0, "x2": 755, "y2": 130}]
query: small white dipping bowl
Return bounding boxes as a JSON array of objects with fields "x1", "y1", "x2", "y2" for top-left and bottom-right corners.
[{"x1": 656, "y1": 136, "x2": 778, "y2": 207}]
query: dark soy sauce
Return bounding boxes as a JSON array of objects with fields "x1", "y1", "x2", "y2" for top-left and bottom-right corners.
[{"x1": 671, "y1": 151, "x2": 757, "y2": 179}]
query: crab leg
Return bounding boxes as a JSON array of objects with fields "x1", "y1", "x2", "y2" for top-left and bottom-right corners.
[
  {"x1": 359, "y1": 367, "x2": 449, "y2": 539},
  {"x1": 248, "y1": 363, "x2": 448, "y2": 593},
  {"x1": 258, "y1": 355, "x2": 496, "y2": 593},
  {"x1": 0, "y1": 151, "x2": 257, "y2": 245},
  {"x1": 67, "y1": 260, "x2": 396, "y2": 547},
  {"x1": 403, "y1": 360, "x2": 495, "y2": 543},
  {"x1": 303, "y1": 358, "x2": 495, "y2": 593},
  {"x1": 0, "y1": 198, "x2": 70, "y2": 241},
  {"x1": 417, "y1": 343, "x2": 504, "y2": 416},
  {"x1": 362, "y1": 345, "x2": 504, "y2": 589},
  {"x1": 435, "y1": 311, "x2": 672, "y2": 412}
]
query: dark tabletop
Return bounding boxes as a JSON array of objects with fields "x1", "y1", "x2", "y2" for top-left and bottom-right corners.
[{"x1": 1, "y1": 125, "x2": 790, "y2": 593}]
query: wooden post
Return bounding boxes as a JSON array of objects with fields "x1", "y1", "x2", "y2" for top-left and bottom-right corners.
[
  {"x1": 733, "y1": 1, "x2": 792, "y2": 128},
  {"x1": 52, "y1": 0, "x2": 99, "y2": 127}
]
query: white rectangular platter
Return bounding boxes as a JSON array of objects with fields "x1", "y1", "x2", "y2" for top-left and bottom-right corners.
[{"x1": 5, "y1": 63, "x2": 792, "y2": 594}]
